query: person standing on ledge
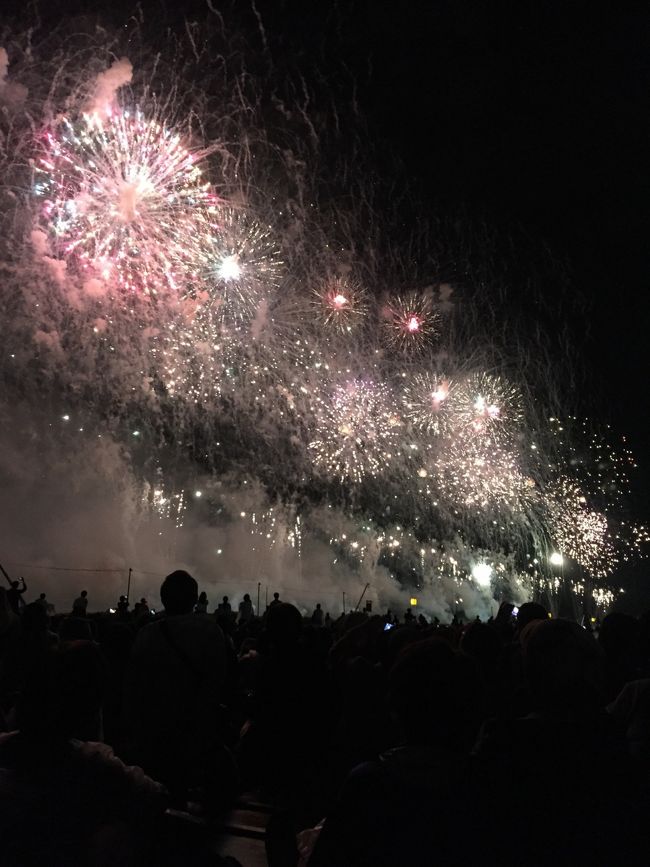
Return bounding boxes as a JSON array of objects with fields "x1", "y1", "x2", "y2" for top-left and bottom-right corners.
[
  {"x1": 7, "y1": 578, "x2": 27, "y2": 616},
  {"x1": 72, "y1": 590, "x2": 88, "y2": 617}
]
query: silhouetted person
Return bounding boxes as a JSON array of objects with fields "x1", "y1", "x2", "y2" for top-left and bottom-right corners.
[
  {"x1": 133, "y1": 597, "x2": 149, "y2": 618},
  {"x1": 404, "y1": 607, "x2": 415, "y2": 624},
  {"x1": 116, "y1": 594, "x2": 129, "y2": 618},
  {"x1": 310, "y1": 640, "x2": 483, "y2": 866},
  {"x1": 6, "y1": 579, "x2": 27, "y2": 616},
  {"x1": 217, "y1": 595, "x2": 232, "y2": 616},
  {"x1": 0, "y1": 642, "x2": 166, "y2": 866},
  {"x1": 72, "y1": 589, "x2": 88, "y2": 617},
  {"x1": 195, "y1": 590, "x2": 208, "y2": 614},
  {"x1": 474, "y1": 618, "x2": 646, "y2": 866},
  {"x1": 238, "y1": 593, "x2": 254, "y2": 623},
  {"x1": 312, "y1": 602, "x2": 324, "y2": 626},
  {"x1": 35, "y1": 592, "x2": 48, "y2": 611},
  {"x1": 125, "y1": 570, "x2": 232, "y2": 807},
  {"x1": 269, "y1": 591, "x2": 281, "y2": 608}
]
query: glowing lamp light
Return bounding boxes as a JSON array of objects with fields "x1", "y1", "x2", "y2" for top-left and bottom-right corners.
[
  {"x1": 550, "y1": 552, "x2": 564, "y2": 566},
  {"x1": 218, "y1": 255, "x2": 242, "y2": 281},
  {"x1": 472, "y1": 562, "x2": 492, "y2": 587},
  {"x1": 410, "y1": 597, "x2": 418, "y2": 606}
]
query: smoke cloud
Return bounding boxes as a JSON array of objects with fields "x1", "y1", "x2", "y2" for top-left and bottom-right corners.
[{"x1": 88, "y1": 57, "x2": 133, "y2": 115}]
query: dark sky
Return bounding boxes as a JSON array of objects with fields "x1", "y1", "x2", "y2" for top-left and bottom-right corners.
[{"x1": 252, "y1": 0, "x2": 650, "y2": 504}]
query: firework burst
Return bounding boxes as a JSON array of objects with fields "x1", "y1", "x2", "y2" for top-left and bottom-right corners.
[
  {"x1": 193, "y1": 206, "x2": 283, "y2": 324},
  {"x1": 402, "y1": 372, "x2": 456, "y2": 435},
  {"x1": 546, "y1": 476, "x2": 615, "y2": 576},
  {"x1": 432, "y1": 434, "x2": 535, "y2": 512},
  {"x1": 309, "y1": 379, "x2": 402, "y2": 483},
  {"x1": 35, "y1": 107, "x2": 213, "y2": 296},
  {"x1": 313, "y1": 277, "x2": 368, "y2": 333},
  {"x1": 456, "y1": 372, "x2": 523, "y2": 444},
  {"x1": 384, "y1": 292, "x2": 439, "y2": 353}
]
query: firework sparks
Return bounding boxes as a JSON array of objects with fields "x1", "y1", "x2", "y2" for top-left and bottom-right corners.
[
  {"x1": 432, "y1": 434, "x2": 534, "y2": 512},
  {"x1": 402, "y1": 372, "x2": 456, "y2": 435},
  {"x1": 384, "y1": 292, "x2": 439, "y2": 353},
  {"x1": 309, "y1": 379, "x2": 402, "y2": 482},
  {"x1": 456, "y1": 372, "x2": 523, "y2": 444},
  {"x1": 546, "y1": 476, "x2": 615, "y2": 576},
  {"x1": 35, "y1": 107, "x2": 214, "y2": 296},
  {"x1": 194, "y1": 206, "x2": 282, "y2": 324},
  {"x1": 313, "y1": 277, "x2": 368, "y2": 333}
]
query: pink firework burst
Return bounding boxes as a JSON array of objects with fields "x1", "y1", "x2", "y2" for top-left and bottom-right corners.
[
  {"x1": 35, "y1": 107, "x2": 215, "y2": 296},
  {"x1": 384, "y1": 292, "x2": 439, "y2": 352}
]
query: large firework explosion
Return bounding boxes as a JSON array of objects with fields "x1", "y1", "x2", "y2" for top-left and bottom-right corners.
[{"x1": 0, "y1": 14, "x2": 646, "y2": 616}]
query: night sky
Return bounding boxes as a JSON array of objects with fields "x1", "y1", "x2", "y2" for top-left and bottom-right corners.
[
  {"x1": 265, "y1": 0, "x2": 650, "y2": 520},
  {"x1": 257, "y1": 0, "x2": 650, "y2": 463},
  {"x1": 5, "y1": 1, "x2": 650, "y2": 600}
]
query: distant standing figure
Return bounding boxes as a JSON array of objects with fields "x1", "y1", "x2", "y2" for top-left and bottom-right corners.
[
  {"x1": 238, "y1": 593, "x2": 254, "y2": 623},
  {"x1": 269, "y1": 592, "x2": 281, "y2": 608},
  {"x1": 116, "y1": 595, "x2": 130, "y2": 617},
  {"x1": 36, "y1": 593, "x2": 48, "y2": 610},
  {"x1": 195, "y1": 591, "x2": 208, "y2": 614},
  {"x1": 7, "y1": 579, "x2": 27, "y2": 616},
  {"x1": 217, "y1": 596, "x2": 232, "y2": 616},
  {"x1": 311, "y1": 603, "x2": 324, "y2": 626},
  {"x1": 72, "y1": 590, "x2": 88, "y2": 617},
  {"x1": 133, "y1": 597, "x2": 149, "y2": 618}
]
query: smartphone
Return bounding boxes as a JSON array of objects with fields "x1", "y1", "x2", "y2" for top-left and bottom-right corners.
[
  {"x1": 512, "y1": 606, "x2": 519, "y2": 617},
  {"x1": 384, "y1": 623, "x2": 394, "y2": 631}
]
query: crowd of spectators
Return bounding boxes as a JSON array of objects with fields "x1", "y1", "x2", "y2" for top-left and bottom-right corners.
[{"x1": 1, "y1": 573, "x2": 650, "y2": 866}]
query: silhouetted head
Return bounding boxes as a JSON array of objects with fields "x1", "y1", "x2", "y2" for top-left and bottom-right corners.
[
  {"x1": 516, "y1": 601, "x2": 549, "y2": 633},
  {"x1": 273, "y1": 592, "x2": 280, "y2": 601},
  {"x1": 81, "y1": 591, "x2": 87, "y2": 598},
  {"x1": 523, "y1": 618, "x2": 606, "y2": 714},
  {"x1": 388, "y1": 639, "x2": 482, "y2": 748},
  {"x1": 198, "y1": 591, "x2": 207, "y2": 602},
  {"x1": 22, "y1": 602, "x2": 49, "y2": 634},
  {"x1": 243, "y1": 593, "x2": 251, "y2": 602},
  {"x1": 119, "y1": 595, "x2": 126, "y2": 603},
  {"x1": 316, "y1": 603, "x2": 321, "y2": 610},
  {"x1": 39, "y1": 593, "x2": 46, "y2": 600},
  {"x1": 461, "y1": 621, "x2": 503, "y2": 667},
  {"x1": 223, "y1": 596, "x2": 229, "y2": 603},
  {"x1": 266, "y1": 602, "x2": 302, "y2": 650},
  {"x1": 160, "y1": 570, "x2": 198, "y2": 616}
]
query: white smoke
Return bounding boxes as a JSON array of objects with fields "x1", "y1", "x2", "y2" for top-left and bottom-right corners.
[{"x1": 88, "y1": 57, "x2": 133, "y2": 115}]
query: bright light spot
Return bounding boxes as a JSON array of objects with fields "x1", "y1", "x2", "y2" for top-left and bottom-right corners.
[
  {"x1": 550, "y1": 551, "x2": 564, "y2": 566},
  {"x1": 410, "y1": 597, "x2": 418, "y2": 606},
  {"x1": 62, "y1": 414, "x2": 70, "y2": 421},
  {"x1": 194, "y1": 490, "x2": 202, "y2": 498},
  {"x1": 472, "y1": 562, "x2": 492, "y2": 586},
  {"x1": 216, "y1": 548, "x2": 222, "y2": 555},
  {"x1": 333, "y1": 293, "x2": 348, "y2": 308},
  {"x1": 418, "y1": 468, "x2": 428, "y2": 478},
  {"x1": 407, "y1": 316, "x2": 420, "y2": 332},
  {"x1": 218, "y1": 255, "x2": 242, "y2": 281},
  {"x1": 132, "y1": 430, "x2": 140, "y2": 437}
]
